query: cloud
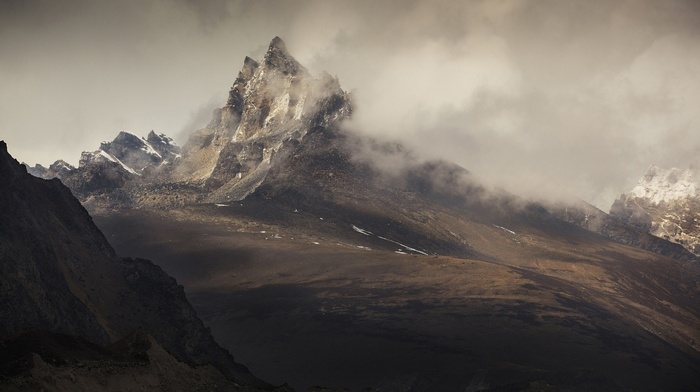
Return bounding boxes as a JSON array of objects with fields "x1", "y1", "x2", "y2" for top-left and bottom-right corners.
[{"x1": 0, "y1": 0, "x2": 698, "y2": 210}]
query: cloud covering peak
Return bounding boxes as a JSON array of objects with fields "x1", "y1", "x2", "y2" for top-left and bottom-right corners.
[{"x1": 1, "y1": 0, "x2": 699, "y2": 209}]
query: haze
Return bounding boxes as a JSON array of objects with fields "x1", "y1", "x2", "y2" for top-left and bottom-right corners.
[{"x1": 1, "y1": 0, "x2": 699, "y2": 209}]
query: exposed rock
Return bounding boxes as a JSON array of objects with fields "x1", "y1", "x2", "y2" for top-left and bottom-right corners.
[
  {"x1": 25, "y1": 160, "x2": 76, "y2": 180},
  {"x1": 49, "y1": 37, "x2": 351, "y2": 213},
  {"x1": 25, "y1": 36, "x2": 695, "y2": 265},
  {"x1": 549, "y1": 198, "x2": 698, "y2": 262},
  {"x1": 610, "y1": 165, "x2": 700, "y2": 256},
  {"x1": 0, "y1": 140, "x2": 273, "y2": 389},
  {"x1": 0, "y1": 331, "x2": 285, "y2": 391},
  {"x1": 176, "y1": 36, "x2": 351, "y2": 204}
]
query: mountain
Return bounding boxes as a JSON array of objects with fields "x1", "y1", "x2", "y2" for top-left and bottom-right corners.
[
  {"x1": 31, "y1": 37, "x2": 350, "y2": 215},
  {"x1": 25, "y1": 159, "x2": 75, "y2": 179},
  {"x1": 0, "y1": 140, "x2": 280, "y2": 390},
  {"x1": 611, "y1": 165, "x2": 700, "y2": 256},
  {"x1": 549, "y1": 197, "x2": 698, "y2": 262},
  {"x1": 29, "y1": 36, "x2": 695, "y2": 263},
  {"x1": 82, "y1": 130, "x2": 180, "y2": 175},
  {"x1": 163, "y1": 35, "x2": 350, "y2": 205},
  {"x1": 21, "y1": 37, "x2": 700, "y2": 390}
]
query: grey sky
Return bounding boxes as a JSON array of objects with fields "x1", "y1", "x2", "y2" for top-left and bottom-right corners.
[{"x1": 1, "y1": 0, "x2": 699, "y2": 209}]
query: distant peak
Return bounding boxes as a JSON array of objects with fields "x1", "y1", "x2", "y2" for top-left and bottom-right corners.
[
  {"x1": 243, "y1": 56, "x2": 258, "y2": 68},
  {"x1": 240, "y1": 56, "x2": 259, "y2": 79},
  {"x1": 632, "y1": 164, "x2": 697, "y2": 204}
]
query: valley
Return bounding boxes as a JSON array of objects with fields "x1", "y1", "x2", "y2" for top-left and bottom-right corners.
[
  {"x1": 95, "y1": 203, "x2": 700, "y2": 391},
  {"x1": 7, "y1": 34, "x2": 700, "y2": 391}
]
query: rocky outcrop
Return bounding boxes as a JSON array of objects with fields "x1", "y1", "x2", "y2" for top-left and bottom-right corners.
[
  {"x1": 0, "y1": 140, "x2": 272, "y2": 389},
  {"x1": 610, "y1": 165, "x2": 700, "y2": 256},
  {"x1": 34, "y1": 37, "x2": 350, "y2": 213},
  {"x1": 549, "y1": 199, "x2": 698, "y2": 262},
  {"x1": 25, "y1": 160, "x2": 75, "y2": 180},
  {"x1": 25, "y1": 130, "x2": 181, "y2": 202},
  {"x1": 175, "y1": 36, "x2": 351, "y2": 204}
]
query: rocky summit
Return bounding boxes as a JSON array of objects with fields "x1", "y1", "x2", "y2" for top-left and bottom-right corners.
[
  {"x1": 611, "y1": 164, "x2": 700, "y2": 255},
  {"x1": 32, "y1": 37, "x2": 351, "y2": 214}
]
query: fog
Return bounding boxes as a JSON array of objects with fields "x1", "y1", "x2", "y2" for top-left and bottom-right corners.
[{"x1": 1, "y1": 0, "x2": 699, "y2": 209}]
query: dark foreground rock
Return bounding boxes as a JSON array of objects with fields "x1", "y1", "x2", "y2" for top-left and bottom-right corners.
[{"x1": 0, "y1": 140, "x2": 282, "y2": 390}]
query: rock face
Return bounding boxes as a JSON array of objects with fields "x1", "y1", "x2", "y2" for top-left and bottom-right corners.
[
  {"x1": 25, "y1": 36, "x2": 696, "y2": 264},
  {"x1": 25, "y1": 160, "x2": 75, "y2": 179},
  {"x1": 0, "y1": 140, "x2": 270, "y2": 389},
  {"x1": 549, "y1": 198, "x2": 698, "y2": 262},
  {"x1": 610, "y1": 165, "x2": 700, "y2": 256},
  {"x1": 0, "y1": 331, "x2": 270, "y2": 392},
  {"x1": 173, "y1": 35, "x2": 350, "y2": 203},
  {"x1": 35, "y1": 37, "x2": 350, "y2": 214}
]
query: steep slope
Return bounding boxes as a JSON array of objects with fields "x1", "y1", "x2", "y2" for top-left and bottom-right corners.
[
  {"x1": 0, "y1": 140, "x2": 273, "y2": 390},
  {"x1": 30, "y1": 37, "x2": 350, "y2": 214},
  {"x1": 26, "y1": 36, "x2": 699, "y2": 390},
  {"x1": 35, "y1": 37, "x2": 696, "y2": 266},
  {"x1": 62, "y1": 130, "x2": 181, "y2": 196},
  {"x1": 550, "y1": 197, "x2": 698, "y2": 261},
  {"x1": 174, "y1": 36, "x2": 350, "y2": 203},
  {"x1": 611, "y1": 165, "x2": 700, "y2": 255},
  {"x1": 0, "y1": 331, "x2": 264, "y2": 392}
]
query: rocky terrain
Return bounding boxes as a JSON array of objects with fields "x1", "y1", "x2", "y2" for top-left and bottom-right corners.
[
  {"x1": 550, "y1": 197, "x2": 698, "y2": 261},
  {"x1": 97, "y1": 194, "x2": 700, "y2": 391},
  {"x1": 29, "y1": 37, "x2": 351, "y2": 215},
  {"x1": 0, "y1": 331, "x2": 269, "y2": 392},
  {"x1": 610, "y1": 165, "x2": 700, "y2": 256},
  {"x1": 17, "y1": 36, "x2": 700, "y2": 390},
  {"x1": 25, "y1": 159, "x2": 75, "y2": 180},
  {"x1": 0, "y1": 140, "x2": 281, "y2": 391},
  {"x1": 28, "y1": 37, "x2": 698, "y2": 267}
]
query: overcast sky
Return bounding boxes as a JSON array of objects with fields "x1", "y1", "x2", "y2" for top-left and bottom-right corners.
[{"x1": 1, "y1": 0, "x2": 699, "y2": 209}]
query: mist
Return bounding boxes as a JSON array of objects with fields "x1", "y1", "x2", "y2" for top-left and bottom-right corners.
[{"x1": 1, "y1": 0, "x2": 698, "y2": 210}]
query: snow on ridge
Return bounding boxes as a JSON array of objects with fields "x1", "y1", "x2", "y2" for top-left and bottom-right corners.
[
  {"x1": 493, "y1": 224, "x2": 516, "y2": 235},
  {"x1": 352, "y1": 225, "x2": 373, "y2": 236},
  {"x1": 97, "y1": 150, "x2": 139, "y2": 175},
  {"x1": 630, "y1": 165, "x2": 697, "y2": 204},
  {"x1": 140, "y1": 138, "x2": 162, "y2": 158},
  {"x1": 350, "y1": 224, "x2": 428, "y2": 255},
  {"x1": 120, "y1": 130, "x2": 163, "y2": 159},
  {"x1": 376, "y1": 235, "x2": 429, "y2": 255}
]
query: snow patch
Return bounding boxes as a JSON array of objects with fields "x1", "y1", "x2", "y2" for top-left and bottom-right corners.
[
  {"x1": 351, "y1": 225, "x2": 372, "y2": 236},
  {"x1": 493, "y1": 224, "x2": 516, "y2": 235},
  {"x1": 97, "y1": 150, "x2": 139, "y2": 175},
  {"x1": 140, "y1": 139, "x2": 162, "y2": 158},
  {"x1": 377, "y1": 235, "x2": 429, "y2": 256}
]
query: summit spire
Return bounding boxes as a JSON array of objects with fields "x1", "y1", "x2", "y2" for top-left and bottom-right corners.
[{"x1": 262, "y1": 36, "x2": 306, "y2": 75}]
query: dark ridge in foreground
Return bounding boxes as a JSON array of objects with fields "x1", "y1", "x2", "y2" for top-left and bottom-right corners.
[{"x1": 0, "y1": 140, "x2": 283, "y2": 391}]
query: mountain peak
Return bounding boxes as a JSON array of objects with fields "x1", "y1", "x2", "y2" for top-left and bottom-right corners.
[
  {"x1": 628, "y1": 164, "x2": 697, "y2": 205},
  {"x1": 0, "y1": 140, "x2": 29, "y2": 179},
  {"x1": 269, "y1": 36, "x2": 286, "y2": 51},
  {"x1": 262, "y1": 36, "x2": 306, "y2": 75}
]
